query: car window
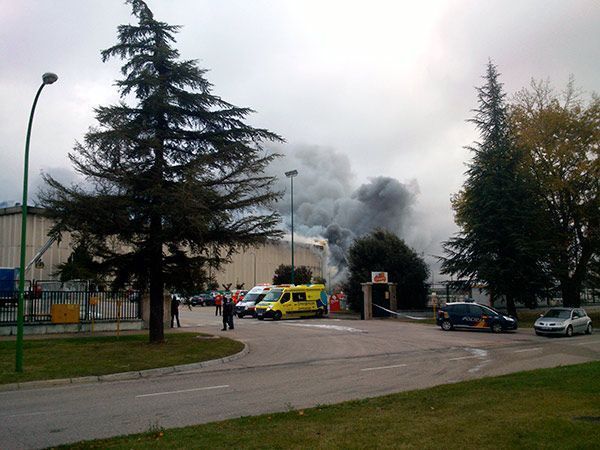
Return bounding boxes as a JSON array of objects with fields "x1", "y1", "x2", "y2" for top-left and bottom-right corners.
[
  {"x1": 481, "y1": 306, "x2": 499, "y2": 316},
  {"x1": 292, "y1": 292, "x2": 307, "y2": 302},
  {"x1": 578, "y1": 309, "x2": 586, "y2": 317},
  {"x1": 543, "y1": 309, "x2": 571, "y2": 319},
  {"x1": 450, "y1": 304, "x2": 468, "y2": 315},
  {"x1": 467, "y1": 304, "x2": 482, "y2": 316},
  {"x1": 572, "y1": 310, "x2": 579, "y2": 319}
]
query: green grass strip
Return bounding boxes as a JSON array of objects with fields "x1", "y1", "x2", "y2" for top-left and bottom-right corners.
[
  {"x1": 0, "y1": 333, "x2": 244, "y2": 385},
  {"x1": 57, "y1": 361, "x2": 600, "y2": 449}
]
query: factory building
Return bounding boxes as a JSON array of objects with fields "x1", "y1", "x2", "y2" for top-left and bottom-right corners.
[{"x1": 0, "y1": 206, "x2": 325, "y2": 289}]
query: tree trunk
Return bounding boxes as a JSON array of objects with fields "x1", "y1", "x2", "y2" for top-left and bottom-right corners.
[
  {"x1": 560, "y1": 278, "x2": 581, "y2": 308},
  {"x1": 148, "y1": 212, "x2": 164, "y2": 343},
  {"x1": 506, "y1": 295, "x2": 518, "y2": 319}
]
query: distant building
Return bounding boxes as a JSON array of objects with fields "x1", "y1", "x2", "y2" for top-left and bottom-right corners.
[{"x1": 0, "y1": 206, "x2": 325, "y2": 288}]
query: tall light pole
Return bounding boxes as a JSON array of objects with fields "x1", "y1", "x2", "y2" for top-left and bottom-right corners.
[
  {"x1": 285, "y1": 169, "x2": 298, "y2": 285},
  {"x1": 250, "y1": 252, "x2": 257, "y2": 286},
  {"x1": 16, "y1": 72, "x2": 58, "y2": 372}
]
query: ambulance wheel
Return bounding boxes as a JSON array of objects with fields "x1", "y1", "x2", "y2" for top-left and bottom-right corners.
[
  {"x1": 273, "y1": 311, "x2": 282, "y2": 321},
  {"x1": 258, "y1": 316, "x2": 264, "y2": 321},
  {"x1": 316, "y1": 309, "x2": 324, "y2": 318}
]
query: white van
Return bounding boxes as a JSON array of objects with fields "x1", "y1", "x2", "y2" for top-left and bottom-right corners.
[{"x1": 234, "y1": 284, "x2": 273, "y2": 318}]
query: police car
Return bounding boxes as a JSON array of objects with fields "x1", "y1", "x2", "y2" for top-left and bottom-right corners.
[{"x1": 437, "y1": 302, "x2": 518, "y2": 333}]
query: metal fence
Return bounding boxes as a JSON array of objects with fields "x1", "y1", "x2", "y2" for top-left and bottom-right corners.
[{"x1": 0, "y1": 290, "x2": 141, "y2": 325}]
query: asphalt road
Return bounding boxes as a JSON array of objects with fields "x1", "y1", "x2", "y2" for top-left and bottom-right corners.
[{"x1": 1, "y1": 307, "x2": 599, "y2": 449}]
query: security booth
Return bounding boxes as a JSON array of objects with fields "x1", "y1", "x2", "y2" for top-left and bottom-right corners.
[{"x1": 361, "y1": 272, "x2": 397, "y2": 320}]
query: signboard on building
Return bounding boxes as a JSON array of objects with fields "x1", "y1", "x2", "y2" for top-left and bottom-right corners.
[{"x1": 371, "y1": 271, "x2": 388, "y2": 284}]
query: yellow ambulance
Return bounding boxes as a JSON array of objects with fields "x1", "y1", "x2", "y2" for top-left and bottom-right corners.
[{"x1": 255, "y1": 284, "x2": 328, "y2": 320}]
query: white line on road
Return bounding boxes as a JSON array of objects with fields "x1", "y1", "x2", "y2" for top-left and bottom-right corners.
[
  {"x1": 361, "y1": 364, "x2": 407, "y2": 372},
  {"x1": 135, "y1": 385, "x2": 229, "y2": 398},
  {"x1": 2, "y1": 410, "x2": 61, "y2": 419},
  {"x1": 513, "y1": 348, "x2": 542, "y2": 353},
  {"x1": 448, "y1": 356, "x2": 480, "y2": 361},
  {"x1": 575, "y1": 341, "x2": 600, "y2": 345}
]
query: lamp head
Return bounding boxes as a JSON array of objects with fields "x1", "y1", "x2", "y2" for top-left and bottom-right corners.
[
  {"x1": 42, "y1": 72, "x2": 58, "y2": 85},
  {"x1": 285, "y1": 169, "x2": 298, "y2": 178}
]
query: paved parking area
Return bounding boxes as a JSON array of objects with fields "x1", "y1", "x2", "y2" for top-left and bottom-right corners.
[{"x1": 2, "y1": 306, "x2": 598, "y2": 449}]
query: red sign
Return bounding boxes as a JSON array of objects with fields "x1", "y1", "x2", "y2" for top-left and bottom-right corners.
[{"x1": 371, "y1": 272, "x2": 388, "y2": 283}]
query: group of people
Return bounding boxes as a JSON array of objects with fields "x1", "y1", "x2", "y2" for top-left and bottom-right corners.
[{"x1": 170, "y1": 292, "x2": 235, "y2": 331}]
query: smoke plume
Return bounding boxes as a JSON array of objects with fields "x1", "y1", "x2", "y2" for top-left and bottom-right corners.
[{"x1": 267, "y1": 144, "x2": 420, "y2": 282}]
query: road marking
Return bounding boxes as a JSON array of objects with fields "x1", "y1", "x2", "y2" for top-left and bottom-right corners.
[
  {"x1": 2, "y1": 410, "x2": 61, "y2": 419},
  {"x1": 575, "y1": 341, "x2": 599, "y2": 346},
  {"x1": 448, "y1": 356, "x2": 480, "y2": 361},
  {"x1": 136, "y1": 385, "x2": 229, "y2": 398},
  {"x1": 513, "y1": 348, "x2": 542, "y2": 353},
  {"x1": 285, "y1": 323, "x2": 367, "y2": 333},
  {"x1": 361, "y1": 364, "x2": 407, "y2": 372}
]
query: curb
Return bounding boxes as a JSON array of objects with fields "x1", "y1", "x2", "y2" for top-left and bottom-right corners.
[{"x1": 0, "y1": 342, "x2": 249, "y2": 393}]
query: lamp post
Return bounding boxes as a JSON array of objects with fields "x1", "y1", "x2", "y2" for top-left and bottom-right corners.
[
  {"x1": 250, "y1": 252, "x2": 257, "y2": 286},
  {"x1": 284, "y1": 169, "x2": 298, "y2": 285},
  {"x1": 16, "y1": 72, "x2": 58, "y2": 372}
]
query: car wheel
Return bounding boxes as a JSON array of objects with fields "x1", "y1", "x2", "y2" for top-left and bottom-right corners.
[
  {"x1": 491, "y1": 322, "x2": 502, "y2": 333},
  {"x1": 441, "y1": 320, "x2": 452, "y2": 331},
  {"x1": 585, "y1": 323, "x2": 593, "y2": 335},
  {"x1": 273, "y1": 311, "x2": 282, "y2": 321},
  {"x1": 565, "y1": 325, "x2": 573, "y2": 337}
]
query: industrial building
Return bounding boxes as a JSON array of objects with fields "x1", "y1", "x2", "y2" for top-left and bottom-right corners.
[{"x1": 0, "y1": 206, "x2": 326, "y2": 289}]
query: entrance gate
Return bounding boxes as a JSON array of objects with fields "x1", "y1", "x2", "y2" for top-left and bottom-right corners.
[{"x1": 361, "y1": 282, "x2": 397, "y2": 320}]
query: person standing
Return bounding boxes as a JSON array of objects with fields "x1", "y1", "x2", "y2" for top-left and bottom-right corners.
[
  {"x1": 215, "y1": 293, "x2": 222, "y2": 316},
  {"x1": 171, "y1": 294, "x2": 181, "y2": 328},
  {"x1": 221, "y1": 295, "x2": 234, "y2": 331}
]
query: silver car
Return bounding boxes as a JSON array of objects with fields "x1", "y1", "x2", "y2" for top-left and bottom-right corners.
[{"x1": 534, "y1": 307, "x2": 593, "y2": 337}]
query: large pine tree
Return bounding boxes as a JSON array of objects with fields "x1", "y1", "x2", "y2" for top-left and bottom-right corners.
[
  {"x1": 441, "y1": 62, "x2": 549, "y2": 316},
  {"x1": 41, "y1": 0, "x2": 283, "y2": 342}
]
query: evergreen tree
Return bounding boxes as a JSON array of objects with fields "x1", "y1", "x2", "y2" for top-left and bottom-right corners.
[
  {"x1": 53, "y1": 239, "x2": 103, "y2": 285},
  {"x1": 441, "y1": 62, "x2": 550, "y2": 316},
  {"x1": 345, "y1": 229, "x2": 429, "y2": 311},
  {"x1": 41, "y1": 0, "x2": 283, "y2": 342}
]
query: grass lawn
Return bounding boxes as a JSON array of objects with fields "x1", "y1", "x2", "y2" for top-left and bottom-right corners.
[
  {"x1": 0, "y1": 333, "x2": 244, "y2": 385},
  {"x1": 57, "y1": 361, "x2": 600, "y2": 449}
]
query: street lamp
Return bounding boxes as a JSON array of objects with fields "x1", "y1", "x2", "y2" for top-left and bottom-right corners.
[
  {"x1": 249, "y1": 252, "x2": 257, "y2": 286},
  {"x1": 16, "y1": 72, "x2": 58, "y2": 372},
  {"x1": 284, "y1": 169, "x2": 298, "y2": 285}
]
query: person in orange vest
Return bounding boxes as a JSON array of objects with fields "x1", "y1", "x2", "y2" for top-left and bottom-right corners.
[{"x1": 215, "y1": 293, "x2": 223, "y2": 316}]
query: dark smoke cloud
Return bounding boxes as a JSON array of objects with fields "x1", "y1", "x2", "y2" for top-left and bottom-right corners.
[{"x1": 267, "y1": 144, "x2": 419, "y2": 281}]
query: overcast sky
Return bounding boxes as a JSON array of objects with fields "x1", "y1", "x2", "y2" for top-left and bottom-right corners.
[{"x1": 1, "y1": 0, "x2": 599, "y2": 281}]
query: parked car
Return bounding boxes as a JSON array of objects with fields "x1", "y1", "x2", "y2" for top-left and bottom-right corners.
[
  {"x1": 534, "y1": 307, "x2": 593, "y2": 337},
  {"x1": 437, "y1": 302, "x2": 517, "y2": 332},
  {"x1": 190, "y1": 293, "x2": 214, "y2": 306}
]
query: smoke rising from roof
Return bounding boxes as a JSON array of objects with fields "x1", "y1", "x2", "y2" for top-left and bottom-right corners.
[{"x1": 267, "y1": 145, "x2": 420, "y2": 281}]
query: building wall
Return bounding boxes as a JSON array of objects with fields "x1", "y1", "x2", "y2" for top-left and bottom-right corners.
[
  {"x1": 0, "y1": 206, "x2": 73, "y2": 281},
  {"x1": 0, "y1": 207, "x2": 325, "y2": 288},
  {"x1": 212, "y1": 240, "x2": 325, "y2": 289}
]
